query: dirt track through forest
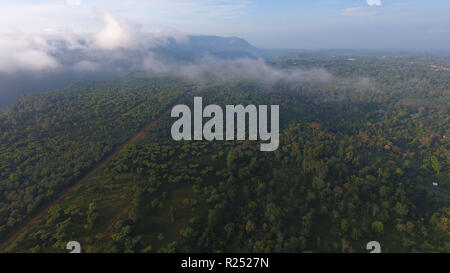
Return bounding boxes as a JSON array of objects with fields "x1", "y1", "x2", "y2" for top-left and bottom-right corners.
[{"x1": 0, "y1": 93, "x2": 190, "y2": 251}]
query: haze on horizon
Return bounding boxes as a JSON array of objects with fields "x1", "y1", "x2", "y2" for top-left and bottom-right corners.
[{"x1": 0, "y1": 0, "x2": 449, "y2": 51}]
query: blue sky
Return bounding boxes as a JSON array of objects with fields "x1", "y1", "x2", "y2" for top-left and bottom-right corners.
[{"x1": 0, "y1": 0, "x2": 449, "y2": 50}]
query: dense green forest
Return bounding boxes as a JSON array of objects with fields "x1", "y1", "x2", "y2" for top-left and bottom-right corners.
[
  {"x1": 0, "y1": 75, "x2": 191, "y2": 239},
  {"x1": 1, "y1": 55, "x2": 449, "y2": 253}
]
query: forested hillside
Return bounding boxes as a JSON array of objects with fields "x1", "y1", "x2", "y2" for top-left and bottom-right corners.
[{"x1": 1, "y1": 56, "x2": 449, "y2": 253}]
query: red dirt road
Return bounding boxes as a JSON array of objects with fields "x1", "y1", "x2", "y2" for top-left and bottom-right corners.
[{"x1": 0, "y1": 94, "x2": 188, "y2": 251}]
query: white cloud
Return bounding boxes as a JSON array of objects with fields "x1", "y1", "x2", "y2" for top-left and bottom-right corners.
[
  {"x1": 0, "y1": 10, "x2": 188, "y2": 74},
  {"x1": 174, "y1": 56, "x2": 334, "y2": 84},
  {"x1": 367, "y1": 0, "x2": 381, "y2": 6},
  {"x1": 0, "y1": 32, "x2": 59, "y2": 73},
  {"x1": 94, "y1": 11, "x2": 142, "y2": 50}
]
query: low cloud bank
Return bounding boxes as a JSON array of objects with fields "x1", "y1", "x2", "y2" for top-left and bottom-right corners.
[
  {"x1": 0, "y1": 11, "x2": 363, "y2": 110},
  {"x1": 173, "y1": 57, "x2": 334, "y2": 84}
]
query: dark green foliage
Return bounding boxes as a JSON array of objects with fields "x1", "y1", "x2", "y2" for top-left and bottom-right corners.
[{"x1": 0, "y1": 75, "x2": 190, "y2": 239}]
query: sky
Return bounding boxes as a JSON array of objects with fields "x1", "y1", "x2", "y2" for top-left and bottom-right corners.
[{"x1": 0, "y1": 0, "x2": 449, "y2": 50}]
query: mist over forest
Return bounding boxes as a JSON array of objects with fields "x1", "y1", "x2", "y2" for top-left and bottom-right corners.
[
  {"x1": 0, "y1": 1, "x2": 448, "y2": 256},
  {"x1": 1, "y1": 10, "x2": 441, "y2": 111}
]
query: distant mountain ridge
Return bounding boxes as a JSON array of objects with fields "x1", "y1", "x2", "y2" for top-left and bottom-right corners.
[
  {"x1": 0, "y1": 34, "x2": 270, "y2": 112},
  {"x1": 156, "y1": 35, "x2": 262, "y2": 61},
  {"x1": 171, "y1": 35, "x2": 259, "y2": 55}
]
